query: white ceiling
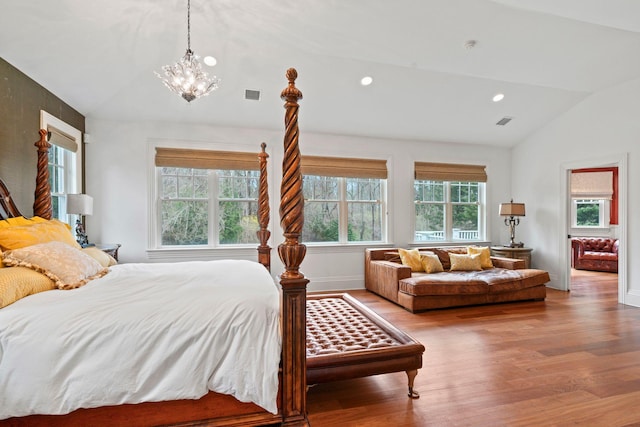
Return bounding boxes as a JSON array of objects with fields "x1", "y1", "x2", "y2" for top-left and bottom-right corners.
[{"x1": 2, "y1": 0, "x2": 640, "y2": 147}]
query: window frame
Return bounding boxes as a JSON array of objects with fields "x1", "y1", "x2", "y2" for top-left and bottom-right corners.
[
  {"x1": 413, "y1": 179, "x2": 486, "y2": 243},
  {"x1": 40, "y1": 111, "x2": 82, "y2": 222},
  {"x1": 148, "y1": 143, "x2": 267, "y2": 254},
  {"x1": 571, "y1": 198, "x2": 610, "y2": 229}
]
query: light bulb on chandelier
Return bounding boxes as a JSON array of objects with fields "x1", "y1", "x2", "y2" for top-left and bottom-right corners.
[{"x1": 155, "y1": 0, "x2": 220, "y2": 102}]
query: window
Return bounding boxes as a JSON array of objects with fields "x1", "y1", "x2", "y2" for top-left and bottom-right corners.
[
  {"x1": 301, "y1": 156, "x2": 387, "y2": 244},
  {"x1": 414, "y1": 162, "x2": 486, "y2": 242},
  {"x1": 570, "y1": 168, "x2": 616, "y2": 227},
  {"x1": 572, "y1": 198, "x2": 609, "y2": 228},
  {"x1": 40, "y1": 112, "x2": 82, "y2": 221},
  {"x1": 154, "y1": 147, "x2": 260, "y2": 248}
]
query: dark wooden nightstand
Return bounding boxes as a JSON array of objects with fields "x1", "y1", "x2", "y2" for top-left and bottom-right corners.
[{"x1": 94, "y1": 243, "x2": 121, "y2": 262}]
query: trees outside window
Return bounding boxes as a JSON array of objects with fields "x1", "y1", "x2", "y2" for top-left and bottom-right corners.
[
  {"x1": 414, "y1": 180, "x2": 484, "y2": 242},
  {"x1": 159, "y1": 167, "x2": 259, "y2": 246},
  {"x1": 302, "y1": 175, "x2": 384, "y2": 243}
]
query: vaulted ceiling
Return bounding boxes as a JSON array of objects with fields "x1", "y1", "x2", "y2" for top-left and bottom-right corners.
[{"x1": 2, "y1": 0, "x2": 640, "y2": 147}]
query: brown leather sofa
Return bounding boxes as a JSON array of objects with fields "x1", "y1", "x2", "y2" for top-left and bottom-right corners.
[
  {"x1": 365, "y1": 247, "x2": 550, "y2": 313},
  {"x1": 571, "y1": 238, "x2": 618, "y2": 273}
]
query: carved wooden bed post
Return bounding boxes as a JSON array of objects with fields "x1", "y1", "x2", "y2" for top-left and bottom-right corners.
[
  {"x1": 257, "y1": 142, "x2": 271, "y2": 272},
  {"x1": 33, "y1": 129, "x2": 52, "y2": 219},
  {"x1": 278, "y1": 68, "x2": 310, "y2": 426}
]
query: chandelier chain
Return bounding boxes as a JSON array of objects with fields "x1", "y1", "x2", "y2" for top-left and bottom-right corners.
[{"x1": 187, "y1": 0, "x2": 191, "y2": 52}]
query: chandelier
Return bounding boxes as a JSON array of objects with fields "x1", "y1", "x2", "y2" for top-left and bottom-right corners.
[{"x1": 155, "y1": 0, "x2": 220, "y2": 102}]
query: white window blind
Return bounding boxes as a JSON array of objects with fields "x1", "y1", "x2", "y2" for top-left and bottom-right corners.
[{"x1": 571, "y1": 171, "x2": 613, "y2": 199}]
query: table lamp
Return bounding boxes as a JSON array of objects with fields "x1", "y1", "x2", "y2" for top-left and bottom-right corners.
[
  {"x1": 499, "y1": 199, "x2": 525, "y2": 248},
  {"x1": 66, "y1": 194, "x2": 93, "y2": 247}
]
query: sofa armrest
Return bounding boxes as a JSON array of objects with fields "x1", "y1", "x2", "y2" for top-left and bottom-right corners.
[
  {"x1": 365, "y1": 260, "x2": 412, "y2": 303},
  {"x1": 491, "y1": 256, "x2": 526, "y2": 270}
]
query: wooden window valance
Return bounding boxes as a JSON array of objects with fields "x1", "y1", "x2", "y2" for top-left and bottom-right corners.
[
  {"x1": 47, "y1": 127, "x2": 78, "y2": 153},
  {"x1": 301, "y1": 156, "x2": 387, "y2": 179},
  {"x1": 155, "y1": 147, "x2": 260, "y2": 171},
  {"x1": 414, "y1": 162, "x2": 487, "y2": 182}
]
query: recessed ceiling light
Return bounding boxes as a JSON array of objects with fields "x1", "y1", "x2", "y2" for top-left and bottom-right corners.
[
  {"x1": 360, "y1": 76, "x2": 373, "y2": 86},
  {"x1": 493, "y1": 93, "x2": 505, "y2": 102},
  {"x1": 203, "y1": 56, "x2": 217, "y2": 67}
]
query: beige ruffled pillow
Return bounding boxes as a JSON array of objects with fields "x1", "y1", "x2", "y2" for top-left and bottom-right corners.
[
  {"x1": 3, "y1": 242, "x2": 108, "y2": 290},
  {"x1": 449, "y1": 253, "x2": 482, "y2": 271}
]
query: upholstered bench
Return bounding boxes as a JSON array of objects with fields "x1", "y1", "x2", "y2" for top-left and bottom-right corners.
[{"x1": 306, "y1": 293, "x2": 425, "y2": 398}]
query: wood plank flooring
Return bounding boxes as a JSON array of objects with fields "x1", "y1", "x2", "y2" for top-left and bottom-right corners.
[{"x1": 307, "y1": 270, "x2": 640, "y2": 427}]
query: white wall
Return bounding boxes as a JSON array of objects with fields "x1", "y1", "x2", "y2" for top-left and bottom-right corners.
[
  {"x1": 512, "y1": 76, "x2": 640, "y2": 306},
  {"x1": 84, "y1": 118, "x2": 512, "y2": 292}
]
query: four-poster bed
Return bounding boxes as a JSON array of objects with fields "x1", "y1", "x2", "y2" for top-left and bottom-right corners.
[
  {"x1": 1, "y1": 67, "x2": 426, "y2": 427},
  {"x1": 0, "y1": 69, "x2": 309, "y2": 426}
]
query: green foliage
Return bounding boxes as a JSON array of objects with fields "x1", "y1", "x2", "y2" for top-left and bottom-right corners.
[{"x1": 577, "y1": 204, "x2": 600, "y2": 226}]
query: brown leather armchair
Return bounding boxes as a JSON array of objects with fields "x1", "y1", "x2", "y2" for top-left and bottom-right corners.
[{"x1": 571, "y1": 238, "x2": 618, "y2": 273}]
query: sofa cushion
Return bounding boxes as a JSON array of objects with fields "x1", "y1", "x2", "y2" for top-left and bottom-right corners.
[
  {"x1": 399, "y1": 268, "x2": 550, "y2": 296},
  {"x1": 482, "y1": 269, "x2": 551, "y2": 293},
  {"x1": 581, "y1": 251, "x2": 617, "y2": 261},
  {"x1": 400, "y1": 273, "x2": 488, "y2": 296}
]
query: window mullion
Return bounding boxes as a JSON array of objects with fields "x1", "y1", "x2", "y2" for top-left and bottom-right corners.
[
  {"x1": 339, "y1": 178, "x2": 348, "y2": 243},
  {"x1": 445, "y1": 182, "x2": 453, "y2": 240},
  {"x1": 210, "y1": 171, "x2": 217, "y2": 247}
]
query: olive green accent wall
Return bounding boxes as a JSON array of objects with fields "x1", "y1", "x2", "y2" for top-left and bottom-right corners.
[{"x1": 0, "y1": 57, "x2": 85, "y2": 216}]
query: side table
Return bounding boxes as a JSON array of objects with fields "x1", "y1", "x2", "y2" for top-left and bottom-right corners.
[
  {"x1": 94, "y1": 243, "x2": 121, "y2": 262},
  {"x1": 490, "y1": 246, "x2": 532, "y2": 269}
]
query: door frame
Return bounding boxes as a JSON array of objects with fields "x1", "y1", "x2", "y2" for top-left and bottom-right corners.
[{"x1": 559, "y1": 153, "x2": 627, "y2": 303}]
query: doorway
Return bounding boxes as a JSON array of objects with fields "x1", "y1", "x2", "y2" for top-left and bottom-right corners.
[{"x1": 560, "y1": 154, "x2": 627, "y2": 304}]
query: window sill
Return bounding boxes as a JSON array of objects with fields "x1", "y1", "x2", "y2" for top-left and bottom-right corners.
[
  {"x1": 409, "y1": 241, "x2": 491, "y2": 248},
  {"x1": 146, "y1": 246, "x2": 260, "y2": 261}
]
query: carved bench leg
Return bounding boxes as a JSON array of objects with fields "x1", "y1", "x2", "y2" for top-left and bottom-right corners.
[{"x1": 406, "y1": 369, "x2": 419, "y2": 399}]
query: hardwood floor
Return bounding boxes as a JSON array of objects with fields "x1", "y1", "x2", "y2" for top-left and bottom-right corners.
[{"x1": 307, "y1": 270, "x2": 640, "y2": 427}]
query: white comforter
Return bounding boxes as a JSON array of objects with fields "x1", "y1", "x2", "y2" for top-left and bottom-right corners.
[{"x1": 0, "y1": 259, "x2": 281, "y2": 419}]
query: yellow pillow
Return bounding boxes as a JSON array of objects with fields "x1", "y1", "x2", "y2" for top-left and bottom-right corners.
[
  {"x1": 420, "y1": 253, "x2": 444, "y2": 273},
  {"x1": 398, "y1": 248, "x2": 423, "y2": 272},
  {"x1": 0, "y1": 216, "x2": 48, "y2": 228},
  {"x1": 449, "y1": 253, "x2": 482, "y2": 271},
  {"x1": 3, "y1": 242, "x2": 107, "y2": 290},
  {"x1": 467, "y1": 246, "x2": 493, "y2": 269},
  {"x1": 82, "y1": 247, "x2": 118, "y2": 268},
  {"x1": 0, "y1": 219, "x2": 80, "y2": 251},
  {"x1": 0, "y1": 266, "x2": 55, "y2": 308}
]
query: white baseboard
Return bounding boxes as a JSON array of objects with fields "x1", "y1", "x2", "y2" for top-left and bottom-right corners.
[{"x1": 306, "y1": 275, "x2": 364, "y2": 292}]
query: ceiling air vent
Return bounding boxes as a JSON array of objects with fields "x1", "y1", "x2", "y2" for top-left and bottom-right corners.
[
  {"x1": 496, "y1": 116, "x2": 513, "y2": 126},
  {"x1": 245, "y1": 89, "x2": 261, "y2": 101}
]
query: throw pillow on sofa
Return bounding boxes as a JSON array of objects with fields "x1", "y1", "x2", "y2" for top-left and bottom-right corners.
[
  {"x1": 421, "y1": 253, "x2": 444, "y2": 273},
  {"x1": 467, "y1": 246, "x2": 493, "y2": 269},
  {"x1": 398, "y1": 248, "x2": 424, "y2": 272},
  {"x1": 449, "y1": 253, "x2": 483, "y2": 271}
]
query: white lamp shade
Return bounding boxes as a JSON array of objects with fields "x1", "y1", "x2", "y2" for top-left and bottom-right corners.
[{"x1": 66, "y1": 194, "x2": 93, "y2": 216}]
